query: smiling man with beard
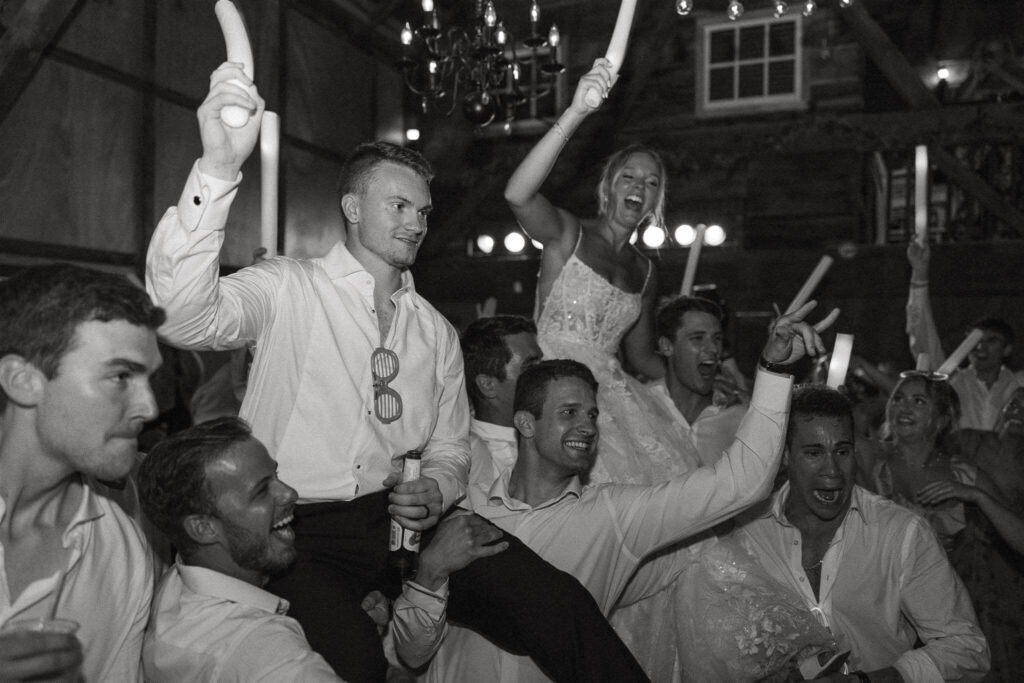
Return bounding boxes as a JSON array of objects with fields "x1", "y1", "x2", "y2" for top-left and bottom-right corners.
[{"x1": 735, "y1": 385, "x2": 989, "y2": 683}]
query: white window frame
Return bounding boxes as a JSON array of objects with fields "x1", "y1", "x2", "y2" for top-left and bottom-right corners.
[{"x1": 695, "y1": 9, "x2": 807, "y2": 118}]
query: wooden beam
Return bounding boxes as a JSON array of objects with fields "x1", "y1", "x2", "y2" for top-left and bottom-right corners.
[
  {"x1": 840, "y1": 2, "x2": 1024, "y2": 237},
  {"x1": 0, "y1": 0, "x2": 82, "y2": 126}
]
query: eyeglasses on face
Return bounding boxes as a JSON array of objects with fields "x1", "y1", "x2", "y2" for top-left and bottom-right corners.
[{"x1": 371, "y1": 347, "x2": 402, "y2": 424}]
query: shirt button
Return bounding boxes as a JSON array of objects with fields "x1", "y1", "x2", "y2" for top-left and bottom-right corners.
[
  {"x1": 193, "y1": 195, "x2": 201, "y2": 205},
  {"x1": 793, "y1": 540, "x2": 799, "y2": 545}
]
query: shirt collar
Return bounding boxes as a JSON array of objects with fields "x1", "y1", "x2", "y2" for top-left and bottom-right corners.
[
  {"x1": 486, "y1": 467, "x2": 583, "y2": 510},
  {"x1": 765, "y1": 482, "x2": 868, "y2": 526},
  {"x1": 321, "y1": 240, "x2": 416, "y2": 295},
  {"x1": 177, "y1": 559, "x2": 289, "y2": 615},
  {"x1": 470, "y1": 419, "x2": 517, "y2": 445}
]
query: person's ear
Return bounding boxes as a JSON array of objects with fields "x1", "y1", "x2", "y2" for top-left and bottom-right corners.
[
  {"x1": 0, "y1": 354, "x2": 45, "y2": 408},
  {"x1": 657, "y1": 336, "x2": 673, "y2": 357},
  {"x1": 475, "y1": 374, "x2": 499, "y2": 400},
  {"x1": 183, "y1": 514, "x2": 220, "y2": 547},
  {"x1": 513, "y1": 410, "x2": 535, "y2": 438},
  {"x1": 340, "y1": 193, "x2": 361, "y2": 225}
]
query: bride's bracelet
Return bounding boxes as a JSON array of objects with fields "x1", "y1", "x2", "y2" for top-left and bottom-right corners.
[{"x1": 551, "y1": 121, "x2": 570, "y2": 146}]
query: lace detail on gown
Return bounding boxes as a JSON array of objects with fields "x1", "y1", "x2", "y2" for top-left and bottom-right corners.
[{"x1": 536, "y1": 251, "x2": 700, "y2": 484}]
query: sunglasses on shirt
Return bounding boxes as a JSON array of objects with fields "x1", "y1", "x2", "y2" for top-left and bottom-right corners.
[{"x1": 371, "y1": 347, "x2": 403, "y2": 424}]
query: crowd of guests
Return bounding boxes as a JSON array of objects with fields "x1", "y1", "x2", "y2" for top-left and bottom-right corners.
[{"x1": 1, "y1": 58, "x2": 1022, "y2": 683}]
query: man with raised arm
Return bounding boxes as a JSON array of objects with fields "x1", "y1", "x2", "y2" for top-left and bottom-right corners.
[
  {"x1": 906, "y1": 242, "x2": 1022, "y2": 429},
  {"x1": 146, "y1": 63, "x2": 649, "y2": 682},
  {"x1": 0, "y1": 264, "x2": 162, "y2": 682},
  {"x1": 424, "y1": 302, "x2": 838, "y2": 681}
]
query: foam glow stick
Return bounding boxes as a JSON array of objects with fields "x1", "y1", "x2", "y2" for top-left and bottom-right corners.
[
  {"x1": 785, "y1": 255, "x2": 834, "y2": 314},
  {"x1": 936, "y1": 328, "x2": 984, "y2": 376},
  {"x1": 584, "y1": 0, "x2": 637, "y2": 107},
  {"x1": 915, "y1": 352, "x2": 931, "y2": 371},
  {"x1": 215, "y1": 0, "x2": 255, "y2": 128},
  {"x1": 680, "y1": 224, "x2": 707, "y2": 296},
  {"x1": 260, "y1": 111, "x2": 280, "y2": 257},
  {"x1": 914, "y1": 144, "x2": 928, "y2": 246},
  {"x1": 826, "y1": 333, "x2": 854, "y2": 388}
]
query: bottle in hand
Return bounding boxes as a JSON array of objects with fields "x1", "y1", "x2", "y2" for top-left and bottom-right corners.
[{"x1": 388, "y1": 450, "x2": 422, "y2": 581}]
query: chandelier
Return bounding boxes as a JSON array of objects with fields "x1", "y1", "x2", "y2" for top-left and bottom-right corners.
[{"x1": 397, "y1": 0, "x2": 565, "y2": 129}]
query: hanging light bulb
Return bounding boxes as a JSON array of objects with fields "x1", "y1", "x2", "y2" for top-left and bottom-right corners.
[
  {"x1": 641, "y1": 225, "x2": 666, "y2": 248},
  {"x1": 727, "y1": 1, "x2": 744, "y2": 21},
  {"x1": 675, "y1": 0, "x2": 693, "y2": 16},
  {"x1": 421, "y1": 0, "x2": 434, "y2": 12},
  {"x1": 773, "y1": 0, "x2": 787, "y2": 18},
  {"x1": 802, "y1": 0, "x2": 817, "y2": 16},
  {"x1": 839, "y1": 0, "x2": 854, "y2": 6}
]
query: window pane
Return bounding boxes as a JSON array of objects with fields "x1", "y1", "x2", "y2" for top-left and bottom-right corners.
[
  {"x1": 739, "y1": 25, "x2": 765, "y2": 60},
  {"x1": 709, "y1": 29, "x2": 734, "y2": 64},
  {"x1": 708, "y1": 67, "x2": 734, "y2": 101},
  {"x1": 768, "y1": 59, "x2": 795, "y2": 94},
  {"x1": 738, "y1": 63, "x2": 763, "y2": 98},
  {"x1": 769, "y1": 22, "x2": 795, "y2": 56}
]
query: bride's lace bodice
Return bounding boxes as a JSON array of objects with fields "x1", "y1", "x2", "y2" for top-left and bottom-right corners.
[{"x1": 536, "y1": 254, "x2": 643, "y2": 358}]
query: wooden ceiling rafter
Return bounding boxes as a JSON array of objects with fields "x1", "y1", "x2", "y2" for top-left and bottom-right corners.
[
  {"x1": 841, "y1": 2, "x2": 1024, "y2": 237},
  {"x1": 0, "y1": 0, "x2": 82, "y2": 127}
]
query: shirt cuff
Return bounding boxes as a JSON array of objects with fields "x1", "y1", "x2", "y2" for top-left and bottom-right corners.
[
  {"x1": 402, "y1": 579, "x2": 449, "y2": 615},
  {"x1": 893, "y1": 648, "x2": 944, "y2": 683},
  {"x1": 750, "y1": 368, "x2": 794, "y2": 413},
  {"x1": 175, "y1": 160, "x2": 242, "y2": 231}
]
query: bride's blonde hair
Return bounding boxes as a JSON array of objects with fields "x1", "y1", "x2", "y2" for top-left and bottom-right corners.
[{"x1": 596, "y1": 144, "x2": 667, "y2": 230}]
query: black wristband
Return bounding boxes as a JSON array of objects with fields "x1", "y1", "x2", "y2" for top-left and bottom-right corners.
[
  {"x1": 757, "y1": 355, "x2": 791, "y2": 374},
  {"x1": 852, "y1": 672, "x2": 870, "y2": 683}
]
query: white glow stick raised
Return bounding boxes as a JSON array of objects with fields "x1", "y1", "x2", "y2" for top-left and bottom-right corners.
[
  {"x1": 915, "y1": 352, "x2": 931, "y2": 371},
  {"x1": 584, "y1": 0, "x2": 637, "y2": 107},
  {"x1": 260, "y1": 111, "x2": 280, "y2": 257},
  {"x1": 785, "y1": 255, "x2": 834, "y2": 314},
  {"x1": 914, "y1": 144, "x2": 928, "y2": 246},
  {"x1": 826, "y1": 333, "x2": 854, "y2": 388},
  {"x1": 215, "y1": 0, "x2": 255, "y2": 128},
  {"x1": 679, "y1": 224, "x2": 707, "y2": 296},
  {"x1": 936, "y1": 328, "x2": 984, "y2": 376}
]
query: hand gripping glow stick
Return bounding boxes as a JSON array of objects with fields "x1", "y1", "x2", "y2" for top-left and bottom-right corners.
[
  {"x1": 679, "y1": 224, "x2": 707, "y2": 296},
  {"x1": 584, "y1": 0, "x2": 637, "y2": 107},
  {"x1": 260, "y1": 111, "x2": 280, "y2": 257},
  {"x1": 826, "y1": 333, "x2": 854, "y2": 388},
  {"x1": 215, "y1": 0, "x2": 255, "y2": 128},
  {"x1": 785, "y1": 255, "x2": 834, "y2": 314},
  {"x1": 936, "y1": 328, "x2": 984, "y2": 376}
]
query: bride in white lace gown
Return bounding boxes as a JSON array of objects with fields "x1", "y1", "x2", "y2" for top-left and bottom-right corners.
[{"x1": 506, "y1": 59, "x2": 703, "y2": 680}]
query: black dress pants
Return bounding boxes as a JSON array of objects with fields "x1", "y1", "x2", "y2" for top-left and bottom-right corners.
[{"x1": 266, "y1": 489, "x2": 649, "y2": 683}]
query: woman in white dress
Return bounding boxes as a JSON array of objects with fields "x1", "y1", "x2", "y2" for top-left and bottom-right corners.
[
  {"x1": 504, "y1": 58, "x2": 701, "y2": 487},
  {"x1": 505, "y1": 58, "x2": 703, "y2": 681}
]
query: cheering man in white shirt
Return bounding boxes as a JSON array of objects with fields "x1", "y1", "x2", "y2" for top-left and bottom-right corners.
[
  {"x1": 0, "y1": 264, "x2": 161, "y2": 682},
  {"x1": 146, "y1": 63, "x2": 649, "y2": 682}
]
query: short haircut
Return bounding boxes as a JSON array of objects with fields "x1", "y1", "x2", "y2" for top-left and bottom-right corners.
[
  {"x1": 883, "y1": 374, "x2": 961, "y2": 448},
  {"x1": 655, "y1": 295, "x2": 725, "y2": 341},
  {"x1": 137, "y1": 417, "x2": 254, "y2": 557},
  {"x1": 970, "y1": 317, "x2": 1014, "y2": 347},
  {"x1": 461, "y1": 316, "x2": 538, "y2": 405},
  {"x1": 336, "y1": 141, "x2": 434, "y2": 209},
  {"x1": 0, "y1": 264, "x2": 165, "y2": 410},
  {"x1": 596, "y1": 144, "x2": 667, "y2": 231},
  {"x1": 514, "y1": 359, "x2": 598, "y2": 420},
  {"x1": 787, "y1": 384, "x2": 855, "y2": 449}
]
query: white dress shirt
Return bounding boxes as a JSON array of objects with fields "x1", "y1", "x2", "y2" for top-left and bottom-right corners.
[
  {"x1": 736, "y1": 485, "x2": 990, "y2": 682},
  {"x1": 0, "y1": 479, "x2": 153, "y2": 682},
  {"x1": 648, "y1": 379, "x2": 747, "y2": 466},
  {"x1": 906, "y1": 284, "x2": 1022, "y2": 430},
  {"x1": 143, "y1": 560, "x2": 340, "y2": 682},
  {"x1": 146, "y1": 163, "x2": 470, "y2": 507},
  {"x1": 424, "y1": 369, "x2": 792, "y2": 682}
]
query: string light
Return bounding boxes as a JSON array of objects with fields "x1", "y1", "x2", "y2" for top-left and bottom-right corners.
[
  {"x1": 476, "y1": 235, "x2": 495, "y2": 254},
  {"x1": 674, "y1": 224, "x2": 697, "y2": 246},
  {"x1": 504, "y1": 232, "x2": 527, "y2": 253},
  {"x1": 704, "y1": 224, "x2": 726, "y2": 246},
  {"x1": 641, "y1": 225, "x2": 667, "y2": 248}
]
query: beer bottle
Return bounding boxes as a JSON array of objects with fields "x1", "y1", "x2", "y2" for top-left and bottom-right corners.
[{"x1": 388, "y1": 450, "x2": 422, "y2": 581}]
